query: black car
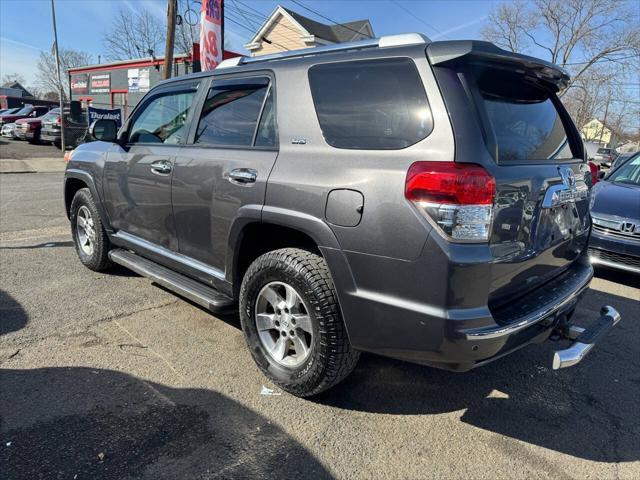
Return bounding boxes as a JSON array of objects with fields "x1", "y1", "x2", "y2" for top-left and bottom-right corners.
[{"x1": 589, "y1": 152, "x2": 640, "y2": 274}]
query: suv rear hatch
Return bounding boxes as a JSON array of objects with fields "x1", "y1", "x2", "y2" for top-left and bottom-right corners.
[{"x1": 427, "y1": 41, "x2": 591, "y2": 310}]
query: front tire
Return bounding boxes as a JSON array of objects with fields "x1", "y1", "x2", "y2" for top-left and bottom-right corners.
[
  {"x1": 70, "y1": 188, "x2": 112, "y2": 271},
  {"x1": 240, "y1": 248, "x2": 359, "y2": 397}
]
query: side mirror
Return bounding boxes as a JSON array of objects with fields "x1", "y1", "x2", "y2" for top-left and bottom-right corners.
[
  {"x1": 89, "y1": 119, "x2": 118, "y2": 142},
  {"x1": 597, "y1": 170, "x2": 606, "y2": 180}
]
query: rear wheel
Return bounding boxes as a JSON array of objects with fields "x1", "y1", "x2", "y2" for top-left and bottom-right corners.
[
  {"x1": 240, "y1": 248, "x2": 359, "y2": 397},
  {"x1": 70, "y1": 188, "x2": 112, "y2": 271}
]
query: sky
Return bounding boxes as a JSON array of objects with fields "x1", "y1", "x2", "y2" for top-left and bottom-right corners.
[{"x1": 0, "y1": 0, "x2": 499, "y2": 86}]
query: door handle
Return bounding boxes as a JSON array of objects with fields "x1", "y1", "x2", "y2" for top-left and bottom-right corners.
[
  {"x1": 150, "y1": 161, "x2": 172, "y2": 175},
  {"x1": 229, "y1": 168, "x2": 257, "y2": 184}
]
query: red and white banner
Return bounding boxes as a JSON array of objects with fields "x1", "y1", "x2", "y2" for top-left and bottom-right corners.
[{"x1": 200, "y1": 0, "x2": 223, "y2": 70}]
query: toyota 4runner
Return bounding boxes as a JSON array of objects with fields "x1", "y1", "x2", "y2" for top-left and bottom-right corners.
[{"x1": 64, "y1": 34, "x2": 620, "y2": 397}]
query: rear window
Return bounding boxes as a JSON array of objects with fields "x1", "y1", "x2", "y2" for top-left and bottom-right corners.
[
  {"x1": 597, "y1": 148, "x2": 611, "y2": 154},
  {"x1": 308, "y1": 58, "x2": 432, "y2": 150},
  {"x1": 474, "y1": 70, "x2": 575, "y2": 162}
]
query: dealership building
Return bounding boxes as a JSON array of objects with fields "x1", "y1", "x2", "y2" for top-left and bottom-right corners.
[{"x1": 67, "y1": 46, "x2": 239, "y2": 119}]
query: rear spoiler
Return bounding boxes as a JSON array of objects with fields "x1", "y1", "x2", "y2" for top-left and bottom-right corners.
[{"x1": 427, "y1": 40, "x2": 570, "y2": 92}]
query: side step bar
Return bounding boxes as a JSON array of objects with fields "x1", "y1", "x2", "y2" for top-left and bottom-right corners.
[
  {"x1": 109, "y1": 249, "x2": 235, "y2": 313},
  {"x1": 552, "y1": 306, "x2": 621, "y2": 369}
]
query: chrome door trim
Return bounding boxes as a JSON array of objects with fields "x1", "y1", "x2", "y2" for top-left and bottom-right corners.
[{"x1": 113, "y1": 231, "x2": 225, "y2": 280}]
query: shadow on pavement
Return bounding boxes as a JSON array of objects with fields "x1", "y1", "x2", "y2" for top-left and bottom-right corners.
[
  {"x1": 0, "y1": 367, "x2": 331, "y2": 480},
  {"x1": 0, "y1": 290, "x2": 28, "y2": 335},
  {"x1": 316, "y1": 288, "x2": 639, "y2": 463},
  {"x1": 0, "y1": 240, "x2": 74, "y2": 250}
]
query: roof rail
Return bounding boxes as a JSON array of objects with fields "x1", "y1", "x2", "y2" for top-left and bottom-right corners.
[{"x1": 217, "y1": 33, "x2": 430, "y2": 69}]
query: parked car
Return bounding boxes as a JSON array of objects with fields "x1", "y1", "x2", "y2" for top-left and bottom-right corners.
[
  {"x1": 64, "y1": 35, "x2": 620, "y2": 396},
  {"x1": 0, "y1": 105, "x2": 51, "y2": 130},
  {"x1": 14, "y1": 108, "x2": 60, "y2": 143},
  {"x1": 592, "y1": 147, "x2": 617, "y2": 168},
  {"x1": 589, "y1": 152, "x2": 640, "y2": 274},
  {"x1": 609, "y1": 151, "x2": 637, "y2": 171},
  {"x1": 41, "y1": 109, "x2": 89, "y2": 148},
  {"x1": 1, "y1": 122, "x2": 17, "y2": 139}
]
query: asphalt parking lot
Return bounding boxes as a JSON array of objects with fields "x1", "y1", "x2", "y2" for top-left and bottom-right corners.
[
  {"x1": 0, "y1": 137, "x2": 62, "y2": 159},
  {"x1": 1, "y1": 170, "x2": 639, "y2": 479}
]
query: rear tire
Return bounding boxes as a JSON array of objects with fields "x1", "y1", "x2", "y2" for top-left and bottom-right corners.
[
  {"x1": 70, "y1": 188, "x2": 112, "y2": 271},
  {"x1": 240, "y1": 248, "x2": 359, "y2": 397}
]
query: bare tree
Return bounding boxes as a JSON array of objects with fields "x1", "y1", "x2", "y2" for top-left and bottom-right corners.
[
  {"x1": 483, "y1": 0, "x2": 639, "y2": 92},
  {"x1": 483, "y1": 0, "x2": 640, "y2": 144},
  {"x1": 103, "y1": 8, "x2": 165, "y2": 61},
  {"x1": 1, "y1": 73, "x2": 26, "y2": 86},
  {"x1": 35, "y1": 48, "x2": 92, "y2": 102}
]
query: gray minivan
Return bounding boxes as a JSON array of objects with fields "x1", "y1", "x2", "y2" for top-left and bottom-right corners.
[{"x1": 63, "y1": 33, "x2": 620, "y2": 396}]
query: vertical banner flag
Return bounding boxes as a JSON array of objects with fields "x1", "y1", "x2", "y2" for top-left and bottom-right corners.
[{"x1": 200, "y1": 0, "x2": 223, "y2": 70}]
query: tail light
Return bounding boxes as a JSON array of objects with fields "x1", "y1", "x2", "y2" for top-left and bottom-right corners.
[
  {"x1": 405, "y1": 162, "x2": 496, "y2": 242},
  {"x1": 56, "y1": 116, "x2": 61, "y2": 125},
  {"x1": 587, "y1": 161, "x2": 599, "y2": 185}
]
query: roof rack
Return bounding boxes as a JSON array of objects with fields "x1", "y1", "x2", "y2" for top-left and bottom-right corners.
[{"x1": 217, "y1": 33, "x2": 430, "y2": 69}]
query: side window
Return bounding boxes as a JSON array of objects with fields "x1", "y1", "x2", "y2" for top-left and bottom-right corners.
[
  {"x1": 255, "y1": 87, "x2": 277, "y2": 148},
  {"x1": 128, "y1": 90, "x2": 195, "y2": 145},
  {"x1": 194, "y1": 78, "x2": 270, "y2": 147},
  {"x1": 308, "y1": 58, "x2": 433, "y2": 150}
]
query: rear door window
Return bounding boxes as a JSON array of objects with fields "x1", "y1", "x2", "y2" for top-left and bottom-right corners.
[
  {"x1": 308, "y1": 58, "x2": 432, "y2": 150},
  {"x1": 473, "y1": 70, "x2": 575, "y2": 162},
  {"x1": 194, "y1": 77, "x2": 271, "y2": 147}
]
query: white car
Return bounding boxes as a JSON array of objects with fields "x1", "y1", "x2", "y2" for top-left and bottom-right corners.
[{"x1": 1, "y1": 122, "x2": 16, "y2": 138}]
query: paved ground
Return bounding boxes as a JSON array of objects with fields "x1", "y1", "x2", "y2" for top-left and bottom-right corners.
[
  {"x1": 0, "y1": 137, "x2": 62, "y2": 160},
  {"x1": 1, "y1": 172, "x2": 639, "y2": 479}
]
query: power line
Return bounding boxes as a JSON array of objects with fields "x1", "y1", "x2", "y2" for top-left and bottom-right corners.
[
  {"x1": 288, "y1": 0, "x2": 374, "y2": 39},
  {"x1": 231, "y1": 1, "x2": 318, "y2": 39},
  {"x1": 224, "y1": 11, "x2": 290, "y2": 52},
  {"x1": 230, "y1": 0, "x2": 259, "y2": 30},
  {"x1": 389, "y1": 0, "x2": 449, "y2": 39},
  {"x1": 564, "y1": 54, "x2": 639, "y2": 66}
]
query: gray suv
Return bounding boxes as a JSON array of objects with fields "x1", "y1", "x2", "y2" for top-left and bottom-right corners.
[{"x1": 64, "y1": 34, "x2": 620, "y2": 397}]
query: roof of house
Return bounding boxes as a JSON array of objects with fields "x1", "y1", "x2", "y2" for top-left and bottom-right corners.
[
  {"x1": 1, "y1": 81, "x2": 33, "y2": 98},
  {"x1": 246, "y1": 5, "x2": 374, "y2": 48},
  {"x1": 281, "y1": 7, "x2": 372, "y2": 43}
]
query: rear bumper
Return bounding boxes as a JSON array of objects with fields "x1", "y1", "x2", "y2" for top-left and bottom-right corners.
[
  {"x1": 329, "y1": 240, "x2": 596, "y2": 371},
  {"x1": 41, "y1": 129, "x2": 60, "y2": 142}
]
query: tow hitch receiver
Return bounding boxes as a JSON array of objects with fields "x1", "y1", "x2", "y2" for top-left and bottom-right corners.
[{"x1": 552, "y1": 306, "x2": 621, "y2": 370}]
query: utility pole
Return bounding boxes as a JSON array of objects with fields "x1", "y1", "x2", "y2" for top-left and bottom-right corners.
[
  {"x1": 599, "y1": 95, "x2": 611, "y2": 147},
  {"x1": 163, "y1": 0, "x2": 177, "y2": 80},
  {"x1": 50, "y1": 0, "x2": 65, "y2": 152}
]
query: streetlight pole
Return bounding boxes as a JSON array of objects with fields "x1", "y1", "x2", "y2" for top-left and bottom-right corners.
[{"x1": 50, "y1": 0, "x2": 65, "y2": 152}]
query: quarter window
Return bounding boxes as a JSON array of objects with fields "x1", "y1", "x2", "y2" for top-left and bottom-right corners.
[
  {"x1": 308, "y1": 58, "x2": 433, "y2": 150},
  {"x1": 194, "y1": 78, "x2": 271, "y2": 147},
  {"x1": 128, "y1": 90, "x2": 196, "y2": 144}
]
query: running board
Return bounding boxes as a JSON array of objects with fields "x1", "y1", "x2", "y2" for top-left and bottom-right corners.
[{"x1": 109, "y1": 249, "x2": 235, "y2": 312}]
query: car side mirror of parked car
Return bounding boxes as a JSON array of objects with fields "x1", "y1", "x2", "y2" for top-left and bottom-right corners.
[
  {"x1": 597, "y1": 170, "x2": 606, "y2": 180},
  {"x1": 89, "y1": 119, "x2": 118, "y2": 143}
]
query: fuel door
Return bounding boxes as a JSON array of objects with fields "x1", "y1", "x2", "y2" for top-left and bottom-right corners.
[{"x1": 325, "y1": 189, "x2": 364, "y2": 227}]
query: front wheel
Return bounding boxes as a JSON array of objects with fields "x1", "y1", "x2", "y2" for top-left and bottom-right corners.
[{"x1": 240, "y1": 248, "x2": 359, "y2": 397}]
